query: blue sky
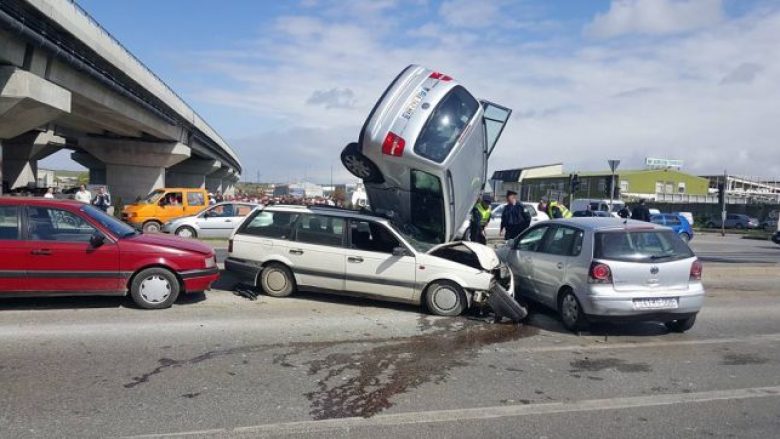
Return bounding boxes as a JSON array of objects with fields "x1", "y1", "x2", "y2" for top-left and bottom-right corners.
[{"x1": 46, "y1": 0, "x2": 780, "y2": 181}]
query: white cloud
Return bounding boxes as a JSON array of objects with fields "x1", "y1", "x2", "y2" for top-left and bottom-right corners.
[
  {"x1": 585, "y1": 0, "x2": 724, "y2": 39},
  {"x1": 439, "y1": 0, "x2": 501, "y2": 28}
]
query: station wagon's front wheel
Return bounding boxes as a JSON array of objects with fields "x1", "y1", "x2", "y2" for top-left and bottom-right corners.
[
  {"x1": 260, "y1": 263, "x2": 296, "y2": 298},
  {"x1": 341, "y1": 143, "x2": 384, "y2": 184},
  {"x1": 130, "y1": 267, "x2": 180, "y2": 309},
  {"x1": 425, "y1": 280, "x2": 467, "y2": 317},
  {"x1": 559, "y1": 290, "x2": 587, "y2": 332}
]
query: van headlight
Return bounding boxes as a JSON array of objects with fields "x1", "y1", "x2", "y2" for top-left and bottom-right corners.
[{"x1": 205, "y1": 256, "x2": 217, "y2": 268}]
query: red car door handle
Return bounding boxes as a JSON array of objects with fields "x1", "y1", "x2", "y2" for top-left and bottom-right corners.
[{"x1": 31, "y1": 249, "x2": 52, "y2": 256}]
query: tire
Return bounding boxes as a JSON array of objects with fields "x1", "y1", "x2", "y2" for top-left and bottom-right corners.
[
  {"x1": 665, "y1": 314, "x2": 697, "y2": 333},
  {"x1": 130, "y1": 267, "x2": 180, "y2": 309},
  {"x1": 558, "y1": 289, "x2": 587, "y2": 332},
  {"x1": 340, "y1": 142, "x2": 384, "y2": 184},
  {"x1": 143, "y1": 221, "x2": 162, "y2": 233},
  {"x1": 260, "y1": 263, "x2": 296, "y2": 297},
  {"x1": 487, "y1": 286, "x2": 528, "y2": 323},
  {"x1": 175, "y1": 226, "x2": 197, "y2": 239},
  {"x1": 679, "y1": 232, "x2": 691, "y2": 242},
  {"x1": 425, "y1": 280, "x2": 467, "y2": 317}
]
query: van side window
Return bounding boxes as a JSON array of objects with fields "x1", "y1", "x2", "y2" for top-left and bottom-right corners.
[
  {"x1": 0, "y1": 206, "x2": 19, "y2": 240},
  {"x1": 239, "y1": 211, "x2": 299, "y2": 239},
  {"x1": 187, "y1": 192, "x2": 205, "y2": 207},
  {"x1": 294, "y1": 215, "x2": 345, "y2": 247},
  {"x1": 160, "y1": 192, "x2": 183, "y2": 206}
]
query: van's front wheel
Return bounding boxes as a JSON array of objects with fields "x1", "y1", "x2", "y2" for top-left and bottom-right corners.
[
  {"x1": 341, "y1": 143, "x2": 384, "y2": 184},
  {"x1": 143, "y1": 221, "x2": 162, "y2": 233}
]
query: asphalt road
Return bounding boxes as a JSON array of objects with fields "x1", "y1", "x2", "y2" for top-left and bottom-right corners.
[{"x1": 1, "y1": 262, "x2": 778, "y2": 438}]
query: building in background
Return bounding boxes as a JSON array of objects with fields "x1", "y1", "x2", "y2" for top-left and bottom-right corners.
[{"x1": 490, "y1": 163, "x2": 563, "y2": 202}]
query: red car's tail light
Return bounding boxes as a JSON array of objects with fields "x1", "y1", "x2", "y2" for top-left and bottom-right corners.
[
  {"x1": 429, "y1": 72, "x2": 452, "y2": 81},
  {"x1": 382, "y1": 132, "x2": 405, "y2": 157},
  {"x1": 589, "y1": 262, "x2": 612, "y2": 284},
  {"x1": 690, "y1": 259, "x2": 702, "y2": 280}
]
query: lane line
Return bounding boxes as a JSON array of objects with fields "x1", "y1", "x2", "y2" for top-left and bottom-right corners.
[{"x1": 120, "y1": 385, "x2": 780, "y2": 438}]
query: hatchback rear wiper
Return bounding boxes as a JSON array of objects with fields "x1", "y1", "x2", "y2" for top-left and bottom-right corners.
[{"x1": 650, "y1": 254, "x2": 674, "y2": 260}]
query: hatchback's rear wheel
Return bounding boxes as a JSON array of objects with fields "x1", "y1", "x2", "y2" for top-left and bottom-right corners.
[
  {"x1": 341, "y1": 142, "x2": 384, "y2": 184},
  {"x1": 559, "y1": 290, "x2": 587, "y2": 332},
  {"x1": 130, "y1": 267, "x2": 180, "y2": 309},
  {"x1": 666, "y1": 314, "x2": 697, "y2": 332},
  {"x1": 260, "y1": 263, "x2": 295, "y2": 297},
  {"x1": 425, "y1": 280, "x2": 466, "y2": 317}
]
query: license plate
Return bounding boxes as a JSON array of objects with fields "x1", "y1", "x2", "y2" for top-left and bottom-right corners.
[
  {"x1": 402, "y1": 88, "x2": 427, "y2": 119},
  {"x1": 633, "y1": 298, "x2": 678, "y2": 310}
]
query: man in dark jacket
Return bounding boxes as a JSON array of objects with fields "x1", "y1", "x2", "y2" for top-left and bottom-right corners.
[
  {"x1": 631, "y1": 199, "x2": 651, "y2": 222},
  {"x1": 501, "y1": 190, "x2": 531, "y2": 240}
]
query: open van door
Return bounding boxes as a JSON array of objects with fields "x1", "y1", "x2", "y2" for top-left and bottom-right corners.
[{"x1": 481, "y1": 101, "x2": 512, "y2": 158}]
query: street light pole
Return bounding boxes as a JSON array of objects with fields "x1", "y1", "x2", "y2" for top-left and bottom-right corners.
[{"x1": 608, "y1": 159, "x2": 621, "y2": 210}]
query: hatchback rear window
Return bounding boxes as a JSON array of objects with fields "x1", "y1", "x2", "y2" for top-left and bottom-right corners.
[
  {"x1": 594, "y1": 230, "x2": 694, "y2": 263},
  {"x1": 414, "y1": 85, "x2": 479, "y2": 163}
]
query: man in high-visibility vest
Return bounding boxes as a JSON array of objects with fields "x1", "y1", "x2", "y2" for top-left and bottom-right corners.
[
  {"x1": 469, "y1": 194, "x2": 493, "y2": 244},
  {"x1": 540, "y1": 197, "x2": 573, "y2": 219}
]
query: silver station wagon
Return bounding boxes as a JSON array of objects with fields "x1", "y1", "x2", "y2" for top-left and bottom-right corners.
[
  {"x1": 495, "y1": 218, "x2": 704, "y2": 332},
  {"x1": 341, "y1": 64, "x2": 511, "y2": 246}
]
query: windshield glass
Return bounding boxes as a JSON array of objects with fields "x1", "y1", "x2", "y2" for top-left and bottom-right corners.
[
  {"x1": 594, "y1": 230, "x2": 694, "y2": 263},
  {"x1": 81, "y1": 205, "x2": 138, "y2": 238},
  {"x1": 141, "y1": 190, "x2": 165, "y2": 204},
  {"x1": 414, "y1": 85, "x2": 479, "y2": 163},
  {"x1": 408, "y1": 170, "x2": 445, "y2": 246}
]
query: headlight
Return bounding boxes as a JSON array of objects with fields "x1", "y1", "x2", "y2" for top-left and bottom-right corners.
[{"x1": 205, "y1": 256, "x2": 216, "y2": 268}]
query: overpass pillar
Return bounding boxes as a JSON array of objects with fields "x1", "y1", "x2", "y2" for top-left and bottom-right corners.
[
  {"x1": 1, "y1": 130, "x2": 65, "y2": 190},
  {"x1": 79, "y1": 139, "x2": 190, "y2": 205},
  {"x1": 222, "y1": 170, "x2": 240, "y2": 196},
  {"x1": 165, "y1": 158, "x2": 221, "y2": 189},
  {"x1": 206, "y1": 167, "x2": 229, "y2": 194},
  {"x1": 71, "y1": 151, "x2": 106, "y2": 185}
]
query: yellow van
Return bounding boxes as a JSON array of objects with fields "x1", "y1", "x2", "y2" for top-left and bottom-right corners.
[{"x1": 122, "y1": 188, "x2": 209, "y2": 233}]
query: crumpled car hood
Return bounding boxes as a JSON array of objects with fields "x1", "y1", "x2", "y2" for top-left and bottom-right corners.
[{"x1": 427, "y1": 241, "x2": 501, "y2": 270}]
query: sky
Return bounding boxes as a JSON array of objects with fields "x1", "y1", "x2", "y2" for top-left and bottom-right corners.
[{"x1": 43, "y1": 0, "x2": 780, "y2": 183}]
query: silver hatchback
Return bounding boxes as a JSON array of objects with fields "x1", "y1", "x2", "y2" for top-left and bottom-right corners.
[{"x1": 495, "y1": 218, "x2": 704, "y2": 332}]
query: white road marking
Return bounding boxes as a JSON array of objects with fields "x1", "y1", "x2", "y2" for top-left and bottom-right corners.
[{"x1": 120, "y1": 385, "x2": 780, "y2": 438}]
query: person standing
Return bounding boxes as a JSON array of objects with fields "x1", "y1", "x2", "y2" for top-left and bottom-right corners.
[
  {"x1": 92, "y1": 186, "x2": 112, "y2": 212},
  {"x1": 501, "y1": 190, "x2": 531, "y2": 240},
  {"x1": 541, "y1": 197, "x2": 573, "y2": 219},
  {"x1": 43, "y1": 188, "x2": 55, "y2": 199},
  {"x1": 74, "y1": 185, "x2": 92, "y2": 203},
  {"x1": 631, "y1": 199, "x2": 651, "y2": 222},
  {"x1": 469, "y1": 194, "x2": 493, "y2": 244}
]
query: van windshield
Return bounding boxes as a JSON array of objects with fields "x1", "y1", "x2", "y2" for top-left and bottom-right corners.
[
  {"x1": 414, "y1": 85, "x2": 479, "y2": 163},
  {"x1": 141, "y1": 190, "x2": 165, "y2": 204},
  {"x1": 595, "y1": 230, "x2": 694, "y2": 263}
]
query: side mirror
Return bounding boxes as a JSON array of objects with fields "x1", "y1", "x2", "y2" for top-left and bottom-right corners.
[
  {"x1": 90, "y1": 233, "x2": 105, "y2": 248},
  {"x1": 392, "y1": 246, "x2": 408, "y2": 257}
]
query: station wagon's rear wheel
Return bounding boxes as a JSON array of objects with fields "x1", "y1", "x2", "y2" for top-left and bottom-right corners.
[
  {"x1": 260, "y1": 263, "x2": 296, "y2": 297},
  {"x1": 341, "y1": 143, "x2": 384, "y2": 184},
  {"x1": 130, "y1": 267, "x2": 180, "y2": 309},
  {"x1": 143, "y1": 221, "x2": 162, "y2": 233},
  {"x1": 175, "y1": 226, "x2": 197, "y2": 238},
  {"x1": 425, "y1": 280, "x2": 467, "y2": 317},
  {"x1": 559, "y1": 290, "x2": 587, "y2": 332}
]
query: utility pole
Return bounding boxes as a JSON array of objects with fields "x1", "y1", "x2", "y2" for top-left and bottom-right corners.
[
  {"x1": 721, "y1": 170, "x2": 728, "y2": 237},
  {"x1": 608, "y1": 159, "x2": 620, "y2": 209}
]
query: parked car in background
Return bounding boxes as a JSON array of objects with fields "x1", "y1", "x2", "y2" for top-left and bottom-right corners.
[
  {"x1": 456, "y1": 202, "x2": 549, "y2": 241},
  {"x1": 340, "y1": 64, "x2": 512, "y2": 246},
  {"x1": 122, "y1": 188, "x2": 210, "y2": 233},
  {"x1": 651, "y1": 213, "x2": 694, "y2": 242},
  {"x1": 225, "y1": 205, "x2": 515, "y2": 317},
  {"x1": 572, "y1": 210, "x2": 612, "y2": 218},
  {"x1": 0, "y1": 198, "x2": 219, "y2": 309},
  {"x1": 162, "y1": 202, "x2": 257, "y2": 238},
  {"x1": 495, "y1": 218, "x2": 704, "y2": 332},
  {"x1": 706, "y1": 213, "x2": 759, "y2": 230},
  {"x1": 570, "y1": 199, "x2": 626, "y2": 218},
  {"x1": 760, "y1": 218, "x2": 778, "y2": 232}
]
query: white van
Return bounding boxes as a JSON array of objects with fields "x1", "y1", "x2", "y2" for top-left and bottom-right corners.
[{"x1": 571, "y1": 199, "x2": 626, "y2": 217}]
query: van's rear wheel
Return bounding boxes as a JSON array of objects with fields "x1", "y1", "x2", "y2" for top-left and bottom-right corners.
[
  {"x1": 425, "y1": 280, "x2": 466, "y2": 316},
  {"x1": 143, "y1": 221, "x2": 162, "y2": 233},
  {"x1": 341, "y1": 143, "x2": 384, "y2": 184}
]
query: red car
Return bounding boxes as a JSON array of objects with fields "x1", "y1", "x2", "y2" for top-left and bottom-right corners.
[{"x1": 0, "y1": 198, "x2": 219, "y2": 309}]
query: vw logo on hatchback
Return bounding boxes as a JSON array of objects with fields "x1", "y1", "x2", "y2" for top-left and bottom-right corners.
[{"x1": 650, "y1": 266, "x2": 660, "y2": 275}]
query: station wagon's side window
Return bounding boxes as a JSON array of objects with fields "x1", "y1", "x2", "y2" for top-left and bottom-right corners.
[
  {"x1": 239, "y1": 211, "x2": 298, "y2": 239},
  {"x1": 349, "y1": 220, "x2": 401, "y2": 254},
  {"x1": 294, "y1": 214, "x2": 345, "y2": 247},
  {"x1": 516, "y1": 226, "x2": 550, "y2": 252},
  {"x1": 27, "y1": 207, "x2": 97, "y2": 242},
  {"x1": 0, "y1": 206, "x2": 20, "y2": 240},
  {"x1": 541, "y1": 226, "x2": 584, "y2": 256},
  {"x1": 187, "y1": 192, "x2": 205, "y2": 207}
]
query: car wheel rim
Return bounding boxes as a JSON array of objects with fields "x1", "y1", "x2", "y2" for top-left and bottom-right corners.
[
  {"x1": 432, "y1": 286, "x2": 459, "y2": 312},
  {"x1": 146, "y1": 223, "x2": 160, "y2": 232},
  {"x1": 140, "y1": 275, "x2": 171, "y2": 303},
  {"x1": 562, "y1": 294, "x2": 578, "y2": 326},
  {"x1": 266, "y1": 270, "x2": 287, "y2": 292},
  {"x1": 343, "y1": 155, "x2": 371, "y2": 178},
  {"x1": 177, "y1": 228, "x2": 193, "y2": 238}
]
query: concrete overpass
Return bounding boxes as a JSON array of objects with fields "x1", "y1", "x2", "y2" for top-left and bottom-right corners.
[{"x1": 0, "y1": 0, "x2": 241, "y2": 202}]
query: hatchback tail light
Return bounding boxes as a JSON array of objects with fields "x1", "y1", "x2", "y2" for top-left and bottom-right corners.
[
  {"x1": 228, "y1": 239, "x2": 233, "y2": 253},
  {"x1": 429, "y1": 72, "x2": 453, "y2": 81},
  {"x1": 382, "y1": 132, "x2": 405, "y2": 157},
  {"x1": 589, "y1": 262, "x2": 612, "y2": 284},
  {"x1": 690, "y1": 259, "x2": 702, "y2": 281}
]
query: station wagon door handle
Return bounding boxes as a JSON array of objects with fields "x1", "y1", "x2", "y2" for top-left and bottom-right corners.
[
  {"x1": 556, "y1": 262, "x2": 564, "y2": 269},
  {"x1": 31, "y1": 249, "x2": 52, "y2": 256},
  {"x1": 289, "y1": 249, "x2": 304, "y2": 255},
  {"x1": 348, "y1": 256, "x2": 364, "y2": 263}
]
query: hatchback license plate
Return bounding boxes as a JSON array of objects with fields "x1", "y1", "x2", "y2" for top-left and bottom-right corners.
[
  {"x1": 402, "y1": 89, "x2": 427, "y2": 119},
  {"x1": 633, "y1": 298, "x2": 678, "y2": 310}
]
